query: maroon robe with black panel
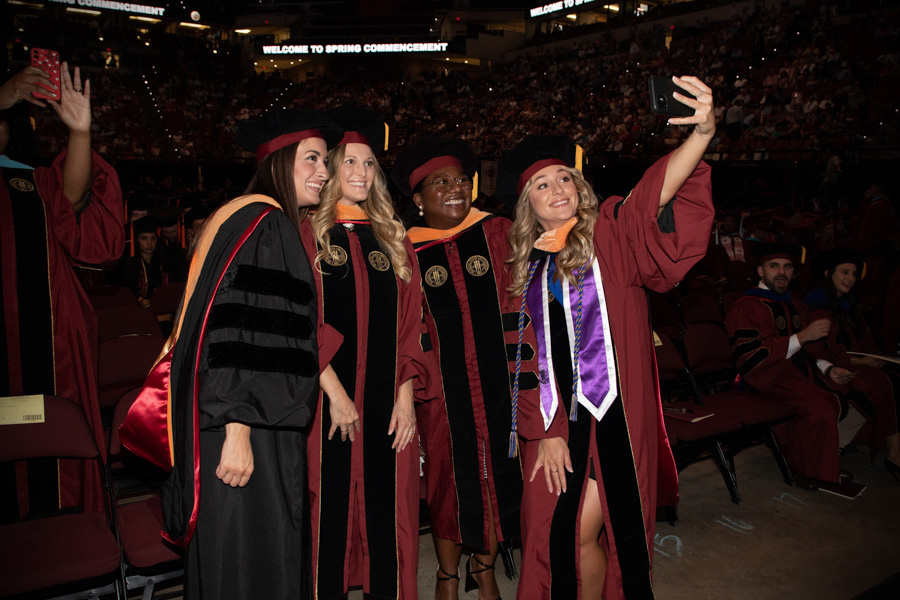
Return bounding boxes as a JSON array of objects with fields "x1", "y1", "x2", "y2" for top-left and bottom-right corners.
[
  {"x1": 726, "y1": 293, "x2": 844, "y2": 483},
  {"x1": 517, "y1": 154, "x2": 711, "y2": 600},
  {"x1": 303, "y1": 218, "x2": 432, "y2": 600},
  {"x1": 410, "y1": 212, "x2": 539, "y2": 549},
  {"x1": 1, "y1": 150, "x2": 123, "y2": 518}
]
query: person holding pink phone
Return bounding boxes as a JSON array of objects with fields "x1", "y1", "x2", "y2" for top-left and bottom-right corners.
[{"x1": 0, "y1": 61, "x2": 124, "y2": 518}]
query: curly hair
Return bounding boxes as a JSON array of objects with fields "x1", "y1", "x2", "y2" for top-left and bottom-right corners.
[
  {"x1": 312, "y1": 144, "x2": 411, "y2": 282},
  {"x1": 507, "y1": 166, "x2": 599, "y2": 297}
]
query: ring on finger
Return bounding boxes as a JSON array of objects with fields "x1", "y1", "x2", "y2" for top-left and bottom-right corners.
[{"x1": 697, "y1": 92, "x2": 704, "y2": 99}]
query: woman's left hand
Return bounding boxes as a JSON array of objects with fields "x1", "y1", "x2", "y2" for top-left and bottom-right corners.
[
  {"x1": 667, "y1": 75, "x2": 715, "y2": 137},
  {"x1": 48, "y1": 62, "x2": 91, "y2": 134},
  {"x1": 388, "y1": 380, "x2": 416, "y2": 452}
]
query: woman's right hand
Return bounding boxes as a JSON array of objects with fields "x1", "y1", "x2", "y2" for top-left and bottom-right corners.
[
  {"x1": 321, "y1": 364, "x2": 360, "y2": 442},
  {"x1": 328, "y1": 393, "x2": 360, "y2": 442},
  {"x1": 531, "y1": 436, "x2": 573, "y2": 496}
]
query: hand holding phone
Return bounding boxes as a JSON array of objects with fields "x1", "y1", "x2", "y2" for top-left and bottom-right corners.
[
  {"x1": 648, "y1": 75, "x2": 696, "y2": 117},
  {"x1": 31, "y1": 48, "x2": 61, "y2": 101}
]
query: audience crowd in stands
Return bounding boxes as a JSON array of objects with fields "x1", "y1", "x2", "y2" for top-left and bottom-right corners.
[{"x1": 11, "y1": 0, "x2": 899, "y2": 169}]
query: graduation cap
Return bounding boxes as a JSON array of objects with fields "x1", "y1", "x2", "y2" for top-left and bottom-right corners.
[
  {"x1": 132, "y1": 216, "x2": 159, "y2": 236},
  {"x1": 496, "y1": 135, "x2": 585, "y2": 205},
  {"x1": 184, "y1": 205, "x2": 212, "y2": 230},
  {"x1": 390, "y1": 136, "x2": 479, "y2": 198},
  {"x1": 235, "y1": 109, "x2": 343, "y2": 163},
  {"x1": 812, "y1": 247, "x2": 865, "y2": 279},
  {"x1": 753, "y1": 242, "x2": 806, "y2": 265},
  {"x1": 326, "y1": 105, "x2": 388, "y2": 153}
]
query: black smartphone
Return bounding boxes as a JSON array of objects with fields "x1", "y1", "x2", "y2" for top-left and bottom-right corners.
[{"x1": 648, "y1": 76, "x2": 696, "y2": 117}]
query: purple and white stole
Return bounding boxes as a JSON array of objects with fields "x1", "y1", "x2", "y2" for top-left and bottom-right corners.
[{"x1": 525, "y1": 255, "x2": 618, "y2": 431}]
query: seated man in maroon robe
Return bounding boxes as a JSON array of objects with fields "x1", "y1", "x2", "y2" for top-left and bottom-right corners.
[
  {"x1": 726, "y1": 243, "x2": 866, "y2": 488},
  {"x1": 0, "y1": 61, "x2": 124, "y2": 519}
]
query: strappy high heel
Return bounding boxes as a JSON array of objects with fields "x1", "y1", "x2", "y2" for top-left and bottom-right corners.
[
  {"x1": 465, "y1": 554, "x2": 502, "y2": 599},
  {"x1": 437, "y1": 565, "x2": 460, "y2": 582}
]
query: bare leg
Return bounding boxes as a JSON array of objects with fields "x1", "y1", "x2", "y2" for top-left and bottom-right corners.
[
  {"x1": 579, "y1": 479, "x2": 607, "y2": 600},
  {"x1": 469, "y1": 499, "x2": 501, "y2": 599},
  {"x1": 434, "y1": 536, "x2": 461, "y2": 600}
]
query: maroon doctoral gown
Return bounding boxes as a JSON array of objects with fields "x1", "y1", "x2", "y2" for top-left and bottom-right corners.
[
  {"x1": 1, "y1": 150, "x2": 123, "y2": 517},
  {"x1": 727, "y1": 292, "x2": 845, "y2": 483},
  {"x1": 517, "y1": 154, "x2": 711, "y2": 600},
  {"x1": 409, "y1": 211, "x2": 539, "y2": 550},
  {"x1": 302, "y1": 215, "x2": 433, "y2": 600}
]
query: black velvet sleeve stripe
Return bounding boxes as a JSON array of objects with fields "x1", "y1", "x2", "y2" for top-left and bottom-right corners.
[
  {"x1": 502, "y1": 312, "x2": 530, "y2": 332},
  {"x1": 510, "y1": 371, "x2": 539, "y2": 391},
  {"x1": 208, "y1": 303, "x2": 313, "y2": 338},
  {"x1": 736, "y1": 347, "x2": 769, "y2": 377},
  {"x1": 206, "y1": 341, "x2": 317, "y2": 377},
  {"x1": 729, "y1": 329, "x2": 760, "y2": 345},
  {"x1": 657, "y1": 201, "x2": 675, "y2": 233},
  {"x1": 420, "y1": 331, "x2": 433, "y2": 353},
  {"x1": 506, "y1": 343, "x2": 535, "y2": 361},
  {"x1": 230, "y1": 264, "x2": 314, "y2": 306},
  {"x1": 732, "y1": 339, "x2": 762, "y2": 360}
]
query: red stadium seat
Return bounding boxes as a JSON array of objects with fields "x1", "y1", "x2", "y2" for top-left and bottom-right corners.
[
  {"x1": 98, "y1": 335, "x2": 165, "y2": 409},
  {"x1": 0, "y1": 396, "x2": 121, "y2": 599},
  {"x1": 96, "y1": 304, "x2": 164, "y2": 342}
]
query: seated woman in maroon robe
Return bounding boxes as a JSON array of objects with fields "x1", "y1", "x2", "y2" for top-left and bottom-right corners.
[
  {"x1": 804, "y1": 247, "x2": 900, "y2": 480},
  {"x1": 500, "y1": 76, "x2": 716, "y2": 600}
]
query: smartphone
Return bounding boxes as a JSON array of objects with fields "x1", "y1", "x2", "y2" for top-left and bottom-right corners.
[
  {"x1": 648, "y1": 76, "x2": 696, "y2": 117},
  {"x1": 31, "y1": 48, "x2": 61, "y2": 101}
]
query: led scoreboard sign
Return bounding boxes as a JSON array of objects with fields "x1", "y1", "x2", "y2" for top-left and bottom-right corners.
[
  {"x1": 529, "y1": 0, "x2": 596, "y2": 18},
  {"x1": 262, "y1": 42, "x2": 451, "y2": 55},
  {"x1": 45, "y1": 0, "x2": 166, "y2": 16}
]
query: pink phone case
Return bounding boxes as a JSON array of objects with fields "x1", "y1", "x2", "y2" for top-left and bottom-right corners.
[{"x1": 31, "y1": 48, "x2": 61, "y2": 101}]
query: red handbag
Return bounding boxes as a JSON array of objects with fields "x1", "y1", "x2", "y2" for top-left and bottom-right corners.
[{"x1": 118, "y1": 205, "x2": 276, "y2": 471}]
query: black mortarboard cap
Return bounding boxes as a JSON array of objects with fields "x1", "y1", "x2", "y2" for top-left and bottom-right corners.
[
  {"x1": 235, "y1": 109, "x2": 343, "y2": 163},
  {"x1": 812, "y1": 247, "x2": 865, "y2": 278},
  {"x1": 496, "y1": 135, "x2": 584, "y2": 205},
  {"x1": 184, "y1": 205, "x2": 212, "y2": 229},
  {"x1": 326, "y1": 105, "x2": 388, "y2": 153},
  {"x1": 390, "y1": 136, "x2": 479, "y2": 198},
  {"x1": 132, "y1": 216, "x2": 159, "y2": 236},
  {"x1": 754, "y1": 242, "x2": 806, "y2": 265}
]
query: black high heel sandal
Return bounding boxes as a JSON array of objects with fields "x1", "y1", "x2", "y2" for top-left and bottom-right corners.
[
  {"x1": 886, "y1": 458, "x2": 900, "y2": 482},
  {"x1": 437, "y1": 566, "x2": 460, "y2": 582},
  {"x1": 465, "y1": 555, "x2": 502, "y2": 599}
]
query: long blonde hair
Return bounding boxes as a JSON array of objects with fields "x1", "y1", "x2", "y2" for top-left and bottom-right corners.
[
  {"x1": 312, "y1": 144, "x2": 412, "y2": 282},
  {"x1": 507, "y1": 166, "x2": 599, "y2": 297}
]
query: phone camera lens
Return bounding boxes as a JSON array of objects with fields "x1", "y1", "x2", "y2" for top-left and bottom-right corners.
[{"x1": 657, "y1": 95, "x2": 667, "y2": 108}]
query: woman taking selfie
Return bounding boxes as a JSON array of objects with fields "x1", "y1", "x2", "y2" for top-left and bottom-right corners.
[
  {"x1": 392, "y1": 137, "x2": 540, "y2": 600},
  {"x1": 500, "y1": 76, "x2": 715, "y2": 600},
  {"x1": 305, "y1": 106, "x2": 432, "y2": 600},
  {"x1": 161, "y1": 109, "x2": 339, "y2": 599}
]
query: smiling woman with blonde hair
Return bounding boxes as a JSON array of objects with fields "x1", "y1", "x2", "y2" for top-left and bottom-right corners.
[
  {"x1": 304, "y1": 105, "x2": 432, "y2": 600},
  {"x1": 501, "y1": 76, "x2": 716, "y2": 600}
]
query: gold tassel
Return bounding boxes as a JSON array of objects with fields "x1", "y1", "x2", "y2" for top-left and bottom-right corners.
[
  {"x1": 472, "y1": 171, "x2": 479, "y2": 203},
  {"x1": 799, "y1": 245, "x2": 807, "y2": 265},
  {"x1": 862, "y1": 261, "x2": 867, "y2": 280},
  {"x1": 383, "y1": 123, "x2": 390, "y2": 152},
  {"x1": 575, "y1": 144, "x2": 584, "y2": 172}
]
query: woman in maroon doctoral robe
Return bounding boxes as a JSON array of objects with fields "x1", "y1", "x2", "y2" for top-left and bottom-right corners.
[
  {"x1": 500, "y1": 76, "x2": 715, "y2": 600},
  {"x1": 392, "y1": 137, "x2": 540, "y2": 600},
  {"x1": 304, "y1": 106, "x2": 432, "y2": 600}
]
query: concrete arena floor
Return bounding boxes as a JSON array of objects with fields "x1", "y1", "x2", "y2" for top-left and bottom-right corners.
[{"x1": 146, "y1": 444, "x2": 900, "y2": 599}]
